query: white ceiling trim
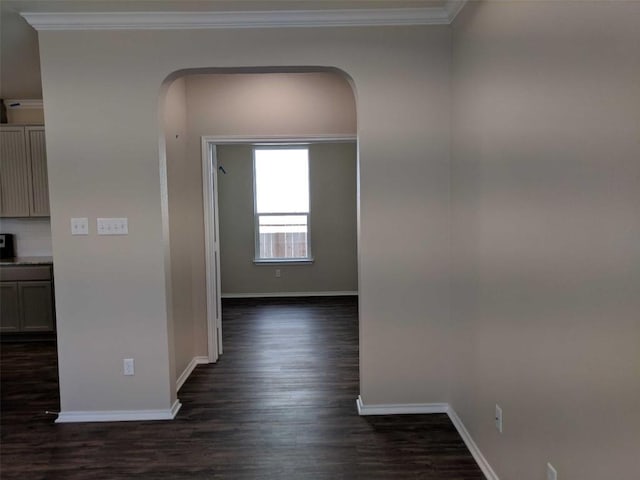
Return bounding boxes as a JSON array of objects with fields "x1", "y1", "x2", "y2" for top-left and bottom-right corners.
[
  {"x1": 21, "y1": 4, "x2": 466, "y2": 31},
  {"x1": 446, "y1": 0, "x2": 468, "y2": 22}
]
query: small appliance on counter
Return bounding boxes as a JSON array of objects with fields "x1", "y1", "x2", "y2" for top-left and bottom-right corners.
[{"x1": 0, "y1": 233, "x2": 16, "y2": 259}]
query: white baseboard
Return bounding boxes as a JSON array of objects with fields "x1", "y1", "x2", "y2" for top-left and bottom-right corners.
[
  {"x1": 447, "y1": 406, "x2": 499, "y2": 480},
  {"x1": 356, "y1": 396, "x2": 498, "y2": 480},
  {"x1": 55, "y1": 400, "x2": 182, "y2": 423},
  {"x1": 356, "y1": 395, "x2": 448, "y2": 415},
  {"x1": 177, "y1": 356, "x2": 209, "y2": 391},
  {"x1": 222, "y1": 291, "x2": 358, "y2": 298}
]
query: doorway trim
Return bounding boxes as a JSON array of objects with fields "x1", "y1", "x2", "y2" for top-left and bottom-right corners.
[
  {"x1": 201, "y1": 140, "x2": 222, "y2": 362},
  {"x1": 201, "y1": 133, "x2": 357, "y2": 362}
]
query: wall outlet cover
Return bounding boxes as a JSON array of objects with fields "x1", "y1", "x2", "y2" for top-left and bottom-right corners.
[{"x1": 123, "y1": 358, "x2": 135, "y2": 376}]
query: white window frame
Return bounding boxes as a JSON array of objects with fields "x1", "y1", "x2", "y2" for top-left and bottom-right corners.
[{"x1": 253, "y1": 145, "x2": 313, "y2": 264}]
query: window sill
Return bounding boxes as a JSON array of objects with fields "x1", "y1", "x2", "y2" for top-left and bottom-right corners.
[{"x1": 254, "y1": 258, "x2": 315, "y2": 265}]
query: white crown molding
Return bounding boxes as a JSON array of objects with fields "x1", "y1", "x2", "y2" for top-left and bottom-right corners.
[
  {"x1": 55, "y1": 400, "x2": 182, "y2": 423},
  {"x1": 21, "y1": 6, "x2": 461, "y2": 31},
  {"x1": 446, "y1": 0, "x2": 469, "y2": 22},
  {"x1": 4, "y1": 99, "x2": 44, "y2": 109}
]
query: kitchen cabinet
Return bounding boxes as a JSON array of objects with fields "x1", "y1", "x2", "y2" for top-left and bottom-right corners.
[
  {"x1": 0, "y1": 283, "x2": 20, "y2": 331},
  {"x1": 0, "y1": 264, "x2": 55, "y2": 333},
  {"x1": 0, "y1": 125, "x2": 50, "y2": 217}
]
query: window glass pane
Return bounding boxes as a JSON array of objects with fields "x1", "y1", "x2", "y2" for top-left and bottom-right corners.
[
  {"x1": 255, "y1": 149, "x2": 309, "y2": 213},
  {"x1": 258, "y1": 214, "x2": 308, "y2": 259}
]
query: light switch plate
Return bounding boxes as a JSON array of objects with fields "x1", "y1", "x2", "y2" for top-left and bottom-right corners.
[
  {"x1": 97, "y1": 218, "x2": 128, "y2": 235},
  {"x1": 71, "y1": 217, "x2": 89, "y2": 235}
]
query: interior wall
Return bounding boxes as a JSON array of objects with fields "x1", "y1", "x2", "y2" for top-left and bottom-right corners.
[
  {"x1": 450, "y1": 2, "x2": 640, "y2": 479},
  {"x1": 185, "y1": 72, "x2": 356, "y2": 137},
  {"x1": 0, "y1": 7, "x2": 42, "y2": 98},
  {"x1": 163, "y1": 77, "x2": 195, "y2": 382},
  {"x1": 38, "y1": 24, "x2": 452, "y2": 415},
  {"x1": 217, "y1": 142, "x2": 357, "y2": 295}
]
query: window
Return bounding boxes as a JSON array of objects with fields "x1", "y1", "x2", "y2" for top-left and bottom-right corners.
[{"x1": 254, "y1": 147, "x2": 311, "y2": 262}]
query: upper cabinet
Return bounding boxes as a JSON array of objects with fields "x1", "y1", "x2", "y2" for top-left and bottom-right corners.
[{"x1": 0, "y1": 125, "x2": 50, "y2": 217}]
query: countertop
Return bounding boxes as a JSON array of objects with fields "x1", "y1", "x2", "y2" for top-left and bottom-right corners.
[{"x1": 0, "y1": 256, "x2": 53, "y2": 266}]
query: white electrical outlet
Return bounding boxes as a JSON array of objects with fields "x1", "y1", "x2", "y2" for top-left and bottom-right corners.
[
  {"x1": 495, "y1": 404, "x2": 503, "y2": 433},
  {"x1": 547, "y1": 463, "x2": 557, "y2": 480},
  {"x1": 123, "y1": 358, "x2": 135, "y2": 376},
  {"x1": 275, "y1": 269, "x2": 281, "y2": 278},
  {"x1": 97, "y1": 218, "x2": 128, "y2": 235},
  {"x1": 71, "y1": 217, "x2": 89, "y2": 235}
]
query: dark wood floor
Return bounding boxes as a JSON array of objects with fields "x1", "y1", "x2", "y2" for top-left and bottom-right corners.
[{"x1": 1, "y1": 297, "x2": 483, "y2": 479}]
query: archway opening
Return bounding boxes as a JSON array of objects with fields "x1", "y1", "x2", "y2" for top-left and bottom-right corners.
[{"x1": 158, "y1": 68, "x2": 360, "y2": 402}]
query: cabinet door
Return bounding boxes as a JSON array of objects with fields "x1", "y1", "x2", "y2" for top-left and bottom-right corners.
[
  {"x1": 18, "y1": 281, "x2": 54, "y2": 332},
  {"x1": 26, "y1": 127, "x2": 50, "y2": 216},
  {"x1": 0, "y1": 127, "x2": 31, "y2": 217},
  {"x1": 0, "y1": 282, "x2": 20, "y2": 332}
]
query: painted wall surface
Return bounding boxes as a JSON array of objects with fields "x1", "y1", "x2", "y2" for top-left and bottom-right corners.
[
  {"x1": 185, "y1": 73, "x2": 356, "y2": 137},
  {"x1": 38, "y1": 25, "x2": 452, "y2": 414},
  {"x1": 0, "y1": 7, "x2": 42, "y2": 98},
  {"x1": 217, "y1": 142, "x2": 357, "y2": 295},
  {"x1": 163, "y1": 77, "x2": 195, "y2": 382},
  {"x1": 450, "y1": 2, "x2": 640, "y2": 479}
]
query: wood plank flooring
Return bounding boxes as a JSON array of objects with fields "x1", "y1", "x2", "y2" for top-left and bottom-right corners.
[{"x1": 1, "y1": 296, "x2": 483, "y2": 479}]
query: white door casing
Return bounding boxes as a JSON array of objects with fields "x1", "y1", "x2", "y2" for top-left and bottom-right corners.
[
  {"x1": 201, "y1": 134, "x2": 356, "y2": 362},
  {"x1": 202, "y1": 140, "x2": 222, "y2": 362}
]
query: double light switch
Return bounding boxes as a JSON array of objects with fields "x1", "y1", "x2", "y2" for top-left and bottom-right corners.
[{"x1": 70, "y1": 217, "x2": 129, "y2": 235}]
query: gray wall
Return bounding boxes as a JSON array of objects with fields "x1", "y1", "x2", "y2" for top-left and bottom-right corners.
[
  {"x1": 450, "y1": 2, "x2": 640, "y2": 479},
  {"x1": 163, "y1": 77, "x2": 196, "y2": 382},
  {"x1": 39, "y1": 24, "x2": 452, "y2": 414},
  {"x1": 0, "y1": 5, "x2": 42, "y2": 98},
  {"x1": 217, "y1": 142, "x2": 357, "y2": 295},
  {"x1": 185, "y1": 73, "x2": 356, "y2": 137}
]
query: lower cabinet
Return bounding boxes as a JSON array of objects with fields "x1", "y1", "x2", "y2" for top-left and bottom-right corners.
[
  {"x1": 0, "y1": 265, "x2": 55, "y2": 333},
  {"x1": 0, "y1": 283, "x2": 20, "y2": 331}
]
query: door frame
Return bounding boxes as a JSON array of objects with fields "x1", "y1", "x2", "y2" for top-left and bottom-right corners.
[
  {"x1": 201, "y1": 139, "x2": 223, "y2": 362},
  {"x1": 201, "y1": 134, "x2": 356, "y2": 362}
]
